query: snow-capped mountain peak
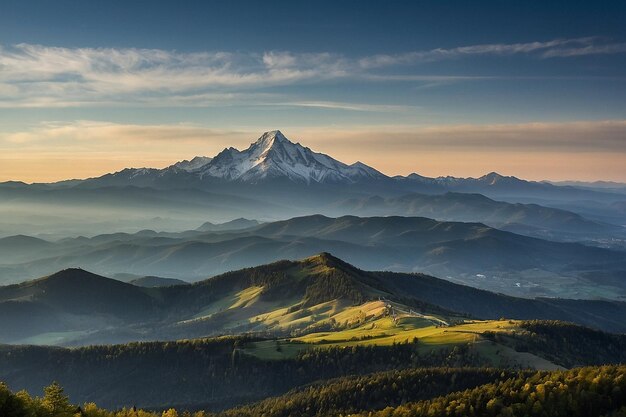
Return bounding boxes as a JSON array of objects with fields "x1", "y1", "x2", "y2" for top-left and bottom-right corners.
[
  {"x1": 196, "y1": 130, "x2": 387, "y2": 184},
  {"x1": 253, "y1": 129, "x2": 290, "y2": 151}
]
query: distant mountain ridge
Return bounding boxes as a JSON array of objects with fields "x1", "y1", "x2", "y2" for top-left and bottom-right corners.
[
  {"x1": 1, "y1": 129, "x2": 624, "y2": 242},
  {"x1": 63, "y1": 130, "x2": 625, "y2": 217},
  {"x1": 1, "y1": 215, "x2": 624, "y2": 300},
  {"x1": 333, "y1": 192, "x2": 619, "y2": 237},
  {"x1": 196, "y1": 218, "x2": 260, "y2": 232},
  {"x1": 55, "y1": 130, "x2": 615, "y2": 193},
  {"x1": 3, "y1": 130, "x2": 624, "y2": 208},
  {"x1": 173, "y1": 156, "x2": 213, "y2": 171}
]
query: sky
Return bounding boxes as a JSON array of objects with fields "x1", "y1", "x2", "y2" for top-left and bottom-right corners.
[{"x1": 1, "y1": 0, "x2": 625, "y2": 182}]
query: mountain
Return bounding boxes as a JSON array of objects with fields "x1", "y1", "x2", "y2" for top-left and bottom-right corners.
[
  {"x1": 1, "y1": 130, "x2": 623, "y2": 263},
  {"x1": 0, "y1": 268, "x2": 156, "y2": 316},
  {"x1": 0, "y1": 235, "x2": 54, "y2": 262},
  {"x1": 3, "y1": 130, "x2": 624, "y2": 238},
  {"x1": 253, "y1": 214, "x2": 623, "y2": 260},
  {"x1": 80, "y1": 130, "x2": 387, "y2": 187},
  {"x1": 1, "y1": 253, "x2": 626, "y2": 346},
  {"x1": 79, "y1": 131, "x2": 622, "y2": 204},
  {"x1": 0, "y1": 268, "x2": 158, "y2": 341},
  {"x1": 332, "y1": 192, "x2": 623, "y2": 239},
  {"x1": 398, "y1": 174, "x2": 626, "y2": 228},
  {"x1": 173, "y1": 156, "x2": 213, "y2": 171},
  {"x1": 2, "y1": 215, "x2": 624, "y2": 299},
  {"x1": 0, "y1": 183, "x2": 292, "y2": 237},
  {"x1": 399, "y1": 171, "x2": 626, "y2": 203},
  {"x1": 196, "y1": 218, "x2": 260, "y2": 232},
  {"x1": 547, "y1": 179, "x2": 626, "y2": 194},
  {"x1": 192, "y1": 130, "x2": 387, "y2": 184},
  {"x1": 1, "y1": 253, "x2": 626, "y2": 410}
]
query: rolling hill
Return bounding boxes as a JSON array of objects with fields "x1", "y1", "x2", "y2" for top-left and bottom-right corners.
[{"x1": 1, "y1": 253, "x2": 626, "y2": 347}]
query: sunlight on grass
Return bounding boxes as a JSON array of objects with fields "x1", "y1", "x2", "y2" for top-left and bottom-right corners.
[{"x1": 245, "y1": 318, "x2": 522, "y2": 360}]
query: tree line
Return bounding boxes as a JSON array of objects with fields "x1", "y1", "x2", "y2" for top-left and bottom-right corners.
[{"x1": 2, "y1": 366, "x2": 625, "y2": 417}]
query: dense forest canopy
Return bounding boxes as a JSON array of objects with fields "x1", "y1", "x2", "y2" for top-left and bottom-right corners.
[{"x1": 1, "y1": 366, "x2": 625, "y2": 417}]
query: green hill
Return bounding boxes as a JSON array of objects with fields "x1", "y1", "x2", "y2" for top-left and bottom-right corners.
[
  {"x1": 0, "y1": 255, "x2": 625, "y2": 410},
  {"x1": 1, "y1": 254, "x2": 626, "y2": 346}
]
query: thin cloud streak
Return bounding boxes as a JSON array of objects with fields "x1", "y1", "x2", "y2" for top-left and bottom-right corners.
[
  {"x1": 358, "y1": 37, "x2": 626, "y2": 68},
  {"x1": 263, "y1": 101, "x2": 419, "y2": 112}
]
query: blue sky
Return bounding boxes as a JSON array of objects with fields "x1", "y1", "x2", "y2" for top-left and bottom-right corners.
[{"x1": 1, "y1": 0, "x2": 625, "y2": 181}]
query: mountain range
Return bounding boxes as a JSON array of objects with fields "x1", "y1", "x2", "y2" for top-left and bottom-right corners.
[
  {"x1": 331, "y1": 192, "x2": 622, "y2": 241},
  {"x1": 1, "y1": 130, "x2": 624, "y2": 242},
  {"x1": 0, "y1": 215, "x2": 624, "y2": 299},
  {"x1": 72, "y1": 130, "x2": 626, "y2": 203},
  {"x1": 88, "y1": 130, "x2": 387, "y2": 185}
]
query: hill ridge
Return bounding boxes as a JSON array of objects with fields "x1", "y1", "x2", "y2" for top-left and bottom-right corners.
[{"x1": 1, "y1": 253, "x2": 626, "y2": 346}]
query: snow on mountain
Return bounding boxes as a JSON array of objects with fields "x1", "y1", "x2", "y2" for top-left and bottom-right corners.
[
  {"x1": 195, "y1": 130, "x2": 387, "y2": 184},
  {"x1": 401, "y1": 171, "x2": 523, "y2": 187},
  {"x1": 93, "y1": 130, "x2": 539, "y2": 189},
  {"x1": 172, "y1": 156, "x2": 213, "y2": 172}
]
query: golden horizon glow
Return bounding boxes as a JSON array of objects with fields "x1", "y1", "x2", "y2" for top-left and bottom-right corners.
[{"x1": 1, "y1": 120, "x2": 625, "y2": 183}]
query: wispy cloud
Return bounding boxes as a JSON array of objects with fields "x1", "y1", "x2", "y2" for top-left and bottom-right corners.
[
  {"x1": 0, "y1": 37, "x2": 625, "y2": 108},
  {"x1": 261, "y1": 101, "x2": 419, "y2": 112},
  {"x1": 358, "y1": 37, "x2": 626, "y2": 68},
  {"x1": 0, "y1": 45, "x2": 337, "y2": 107},
  {"x1": 542, "y1": 42, "x2": 626, "y2": 58}
]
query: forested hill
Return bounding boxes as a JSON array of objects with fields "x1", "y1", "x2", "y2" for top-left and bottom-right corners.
[
  {"x1": 0, "y1": 320, "x2": 625, "y2": 410},
  {"x1": 0, "y1": 365, "x2": 625, "y2": 417},
  {"x1": 2, "y1": 253, "x2": 626, "y2": 345}
]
